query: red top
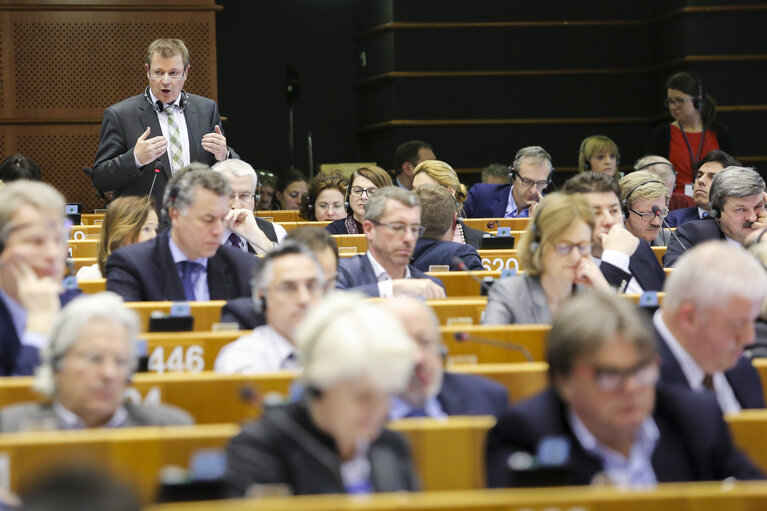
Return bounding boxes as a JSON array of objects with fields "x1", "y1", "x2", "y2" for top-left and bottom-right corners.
[{"x1": 668, "y1": 124, "x2": 720, "y2": 194}]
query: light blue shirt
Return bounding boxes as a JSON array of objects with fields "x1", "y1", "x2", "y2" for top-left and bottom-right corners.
[
  {"x1": 568, "y1": 408, "x2": 659, "y2": 488},
  {"x1": 389, "y1": 395, "x2": 447, "y2": 420},
  {"x1": 504, "y1": 185, "x2": 531, "y2": 218},
  {"x1": 168, "y1": 236, "x2": 210, "y2": 301}
]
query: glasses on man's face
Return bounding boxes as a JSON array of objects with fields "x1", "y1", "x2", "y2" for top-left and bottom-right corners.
[
  {"x1": 516, "y1": 175, "x2": 549, "y2": 190},
  {"x1": 229, "y1": 193, "x2": 255, "y2": 203},
  {"x1": 273, "y1": 279, "x2": 325, "y2": 297},
  {"x1": 552, "y1": 242, "x2": 592, "y2": 256},
  {"x1": 664, "y1": 96, "x2": 693, "y2": 108},
  {"x1": 629, "y1": 207, "x2": 668, "y2": 222},
  {"x1": 316, "y1": 203, "x2": 345, "y2": 212},
  {"x1": 375, "y1": 222, "x2": 426, "y2": 238},
  {"x1": 350, "y1": 186, "x2": 378, "y2": 199},
  {"x1": 148, "y1": 71, "x2": 186, "y2": 82},
  {"x1": 583, "y1": 360, "x2": 659, "y2": 392},
  {"x1": 70, "y1": 350, "x2": 133, "y2": 374}
]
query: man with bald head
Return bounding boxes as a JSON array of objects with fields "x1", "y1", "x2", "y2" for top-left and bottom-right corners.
[{"x1": 383, "y1": 297, "x2": 509, "y2": 418}]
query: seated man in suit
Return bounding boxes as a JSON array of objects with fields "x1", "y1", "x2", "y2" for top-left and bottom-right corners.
[
  {"x1": 463, "y1": 146, "x2": 552, "y2": 218},
  {"x1": 664, "y1": 166, "x2": 767, "y2": 266},
  {"x1": 666, "y1": 150, "x2": 740, "y2": 228},
  {"x1": 394, "y1": 140, "x2": 435, "y2": 191},
  {"x1": 0, "y1": 181, "x2": 80, "y2": 376},
  {"x1": 220, "y1": 227, "x2": 339, "y2": 330},
  {"x1": 655, "y1": 241, "x2": 767, "y2": 412},
  {"x1": 633, "y1": 155, "x2": 693, "y2": 211},
  {"x1": 617, "y1": 171, "x2": 671, "y2": 246},
  {"x1": 563, "y1": 172, "x2": 665, "y2": 292},
  {"x1": 336, "y1": 186, "x2": 445, "y2": 299},
  {"x1": 212, "y1": 158, "x2": 287, "y2": 255},
  {"x1": 410, "y1": 184, "x2": 483, "y2": 272},
  {"x1": 215, "y1": 241, "x2": 328, "y2": 374},
  {"x1": 0, "y1": 292, "x2": 193, "y2": 431},
  {"x1": 486, "y1": 290, "x2": 763, "y2": 488},
  {"x1": 384, "y1": 297, "x2": 509, "y2": 418},
  {"x1": 106, "y1": 165, "x2": 258, "y2": 301}
]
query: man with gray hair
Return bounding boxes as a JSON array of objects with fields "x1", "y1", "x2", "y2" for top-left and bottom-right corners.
[
  {"x1": 655, "y1": 241, "x2": 767, "y2": 412},
  {"x1": 212, "y1": 159, "x2": 286, "y2": 255},
  {"x1": 664, "y1": 166, "x2": 766, "y2": 266},
  {"x1": 336, "y1": 186, "x2": 445, "y2": 298},
  {"x1": 106, "y1": 165, "x2": 258, "y2": 301},
  {"x1": 633, "y1": 155, "x2": 694, "y2": 211},
  {"x1": 463, "y1": 146, "x2": 552, "y2": 218}
]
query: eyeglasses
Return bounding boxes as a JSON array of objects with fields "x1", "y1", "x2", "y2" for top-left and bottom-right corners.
[
  {"x1": 350, "y1": 186, "x2": 378, "y2": 199},
  {"x1": 70, "y1": 351, "x2": 133, "y2": 374},
  {"x1": 552, "y1": 242, "x2": 592, "y2": 256},
  {"x1": 664, "y1": 96, "x2": 694, "y2": 108},
  {"x1": 628, "y1": 207, "x2": 668, "y2": 221},
  {"x1": 581, "y1": 360, "x2": 659, "y2": 392},
  {"x1": 148, "y1": 71, "x2": 186, "y2": 82},
  {"x1": 516, "y1": 175, "x2": 549, "y2": 190},
  {"x1": 316, "y1": 203, "x2": 345, "y2": 212},
  {"x1": 228, "y1": 193, "x2": 255, "y2": 203},
  {"x1": 273, "y1": 279, "x2": 325, "y2": 297},
  {"x1": 375, "y1": 222, "x2": 426, "y2": 238}
]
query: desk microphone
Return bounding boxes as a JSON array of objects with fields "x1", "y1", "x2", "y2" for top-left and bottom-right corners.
[
  {"x1": 148, "y1": 161, "x2": 164, "y2": 197},
  {"x1": 453, "y1": 332, "x2": 534, "y2": 362},
  {"x1": 452, "y1": 257, "x2": 494, "y2": 295},
  {"x1": 487, "y1": 220, "x2": 501, "y2": 229},
  {"x1": 652, "y1": 205, "x2": 687, "y2": 254}
]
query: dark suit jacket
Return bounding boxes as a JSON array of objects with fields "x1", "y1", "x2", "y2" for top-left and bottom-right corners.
[
  {"x1": 0, "y1": 289, "x2": 80, "y2": 376},
  {"x1": 461, "y1": 224, "x2": 485, "y2": 249},
  {"x1": 600, "y1": 240, "x2": 665, "y2": 292},
  {"x1": 463, "y1": 184, "x2": 515, "y2": 218},
  {"x1": 663, "y1": 218, "x2": 724, "y2": 267},
  {"x1": 410, "y1": 238, "x2": 483, "y2": 272},
  {"x1": 438, "y1": 372, "x2": 509, "y2": 417},
  {"x1": 486, "y1": 386, "x2": 763, "y2": 488},
  {"x1": 666, "y1": 206, "x2": 702, "y2": 228},
  {"x1": 336, "y1": 254, "x2": 445, "y2": 297},
  {"x1": 220, "y1": 296, "x2": 266, "y2": 330},
  {"x1": 91, "y1": 92, "x2": 238, "y2": 208},
  {"x1": 656, "y1": 330, "x2": 765, "y2": 409},
  {"x1": 105, "y1": 232, "x2": 257, "y2": 302},
  {"x1": 225, "y1": 401, "x2": 418, "y2": 497}
]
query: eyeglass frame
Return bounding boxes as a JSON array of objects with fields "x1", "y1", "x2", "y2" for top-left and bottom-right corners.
[
  {"x1": 373, "y1": 222, "x2": 426, "y2": 238},
  {"x1": 148, "y1": 69, "x2": 187, "y2": 82},
  {"x1": 551, "y1": 242, "x2": 592, "y2": 256},
  {"x1": 228, "y1": 192, "x2": 255, "y2": 203},
  {"x1": 663, "y1": 96, "x2": 694, "y2": 108},
  {"x1": 628, "y1": 206, "x2": 669, "y2": 222},
  {"x1": 576, "y1": 358, "x2": 660, "y2": 392},
  {"x1": 514, "y1": 173, "x2": 550, "y2": 190},
  {"x1": 350, "y1": 186, "x2": 378, "y2": 199}
]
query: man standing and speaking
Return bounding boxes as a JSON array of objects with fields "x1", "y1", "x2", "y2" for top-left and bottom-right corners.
[{"x1": 92, "y1": 38, "x2": 238, "y2": 207}]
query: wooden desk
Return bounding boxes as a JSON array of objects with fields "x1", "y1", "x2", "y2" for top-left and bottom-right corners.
[
  {"x1": 727, "y1": 410, "x2": 767, "y2": 475},
  {"x1": 78, "y1": 278, "x2": 106, "y2": 294},
  {"x1": 652, "y1": 245, "x2": 667, "y2": 265},
  {"x1": 142, "y1": 330, "x2": 242, "y2": 373},
  {"x1": 255, "y1": 210, "x2": 298, "y2": 222},
  {"x1": 426, "y1": 297, "x2": 488, "y2": 325},
  {"x1": 450, "y1": 362, "x2": 548, "y2": 403},
  {"x1": 68, "y1": 239, "x2": 99, "y2": 258},
  {"x1": 80, "y1": 213, "x2": 104, "y2": 225},
  {"x1": 461, "y1": 217, "x2": 530, "y2": 232},
  {"x1": 70, "y1": 224, "x2": 101, "y2": 240},
  {"x1": 427, "y1": 271, "x2": 501, "y2": 297},
  {"x1": 331, "y1": 234, "x2": 367, "y2": 252},
  {"x1": 478, "y1": 249, "x2": 522, "y2": 272},
  {"x1": 71, "y1": 257, "x2": 97, "y2": 271},
  {"x1": 442, "y1": 324, "x2": 550, "y2": 363},
  {"x1": 126, "y1": 301, "x2": 227, "y2": 332}
]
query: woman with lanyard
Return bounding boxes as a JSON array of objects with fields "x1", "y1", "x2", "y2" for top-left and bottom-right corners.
[{"x1": 647, "y1": 72, "x2": 734, "y2": 195}]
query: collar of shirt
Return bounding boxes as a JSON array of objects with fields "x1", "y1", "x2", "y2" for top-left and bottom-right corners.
[
  {"x1": 53, "y1": 401, "x2": 129, "y2": 429},
  {"x1": 698, "y1": 207, "x2": 708, "y2": 219},
  {"x1": 366, "y1": 251, "x2": 410, "y2": 281},
  {"x1": 504, "y1": 185, "x2": 531, "y2": 218},
  {"x1": 724, "y1": 235, "x2": 741, "y2": 247},
  {"x1": 0, "y1": 287, "x2": 26, "y2": 341},
  {"x1": 395, "y1": 177, "x2": 409, "y2": 190},
  {"x1": 257, "y1": 325, "x2": 297, "y2": 369},
  {"x1": 389, "y1": 395, "x2": 447, "y2": 420},
  {"x1": 340, "y1": 440, "x2": 373, "y2": 494},
  {"x1": 568, "y1": 407, "x2": 659, "y2": 488},
  {"x1": 168, "y1": 236, "x2": 209, "y2": 269}
]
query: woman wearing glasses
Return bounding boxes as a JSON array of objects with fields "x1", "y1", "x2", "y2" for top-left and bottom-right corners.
[
  {"x1": 299, "y1": 172, "x2": 349, "y2": 222},
  {"x1": 483, "y1": 193, "x2": 610, "y2": 325},
  {"x1": 325, "y1": 166, "x2": 392, "y2": 234},
  {"x1": 647, "y1": 72, "x2": 733, "y2": 195}
]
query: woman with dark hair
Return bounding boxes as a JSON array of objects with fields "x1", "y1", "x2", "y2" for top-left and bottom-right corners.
[
  {"x1": 299, "y1": 172, "x2": 348, "y2": 222},
  {"x1": 0, "y1": 154, "x2": 42, "y2": 182},
  {"x1": 274, "y1": 169, "x2": 309, "y2": 210},
  {"x1": 647, "y1": 72, "x2": 734, "y2": 194},
  {"x1": 324, "y1": 166, "x2": 392, "y2": 234}
]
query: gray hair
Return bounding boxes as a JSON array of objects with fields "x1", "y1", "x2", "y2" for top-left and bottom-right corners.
[
  {"x1": 250, "y1": 240, "x2": 325, "y2": 298},
  {"x1": 634, "y1": 155, "x2": 676, "y2": 190},
  {"x1": 295, "y1": 292, "x2": 416, "y2": 393},
  {"x1": 512, "y1": 146, "x2": 553, "y2": 173},
  {"x1": 162, "y1": 164, "x2": 231, "y2": 214},
  {"x1": 710, "y1": 166, "x2": 765, "y2": 213},
  {"x1": 34, "y1": 292, "x2": 140, "y2": 397},
  {"x1": 363, "y1": 186, "x2": 420, "y2": 224},
  {"x1": 547, "y1": 290, "x2": 656, "y2": 380},
  {"x1": 0, "y1": 181, "x2": 65, "y2": 236},
  {"x1": 212, "y1": 159, "x2": 258, "y2": 191},
  {"x1": 663, "y1": 241, "x2": 767, "y2": 314}
]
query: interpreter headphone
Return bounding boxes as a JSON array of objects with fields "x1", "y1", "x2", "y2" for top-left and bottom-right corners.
[
  {"x1": 691, "y1": 73, "x2": 704, "y2": 111},
  {"x1": 528, "y1": 201, "x2": 547, "y2": 253},
  {"x1": 143, "y1": 86, "x2": 189, "y2": 113},
  {"x1": 635, "y1": 160, "x2": 677, "y2": 176},
  {"x1": 621, "y1": 180, "x2": 665, "y2": 219}
]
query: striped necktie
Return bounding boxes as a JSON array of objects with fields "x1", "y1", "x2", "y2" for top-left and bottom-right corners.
[{"x1": 166, "y1": 106, "x2": 184, "y2": 173}]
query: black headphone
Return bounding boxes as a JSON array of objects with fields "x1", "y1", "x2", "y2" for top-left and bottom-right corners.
[
  {"x1": 635, "y1": 160, "x2": 677, "y2": 176},
  {"x1": 709, "y1": 178, "x2": 722, "y2": 219},
  {"x1": 691, "y1": 72, "x2": 704, "y2": 111},
  {"x1": 144, "y1": 86, "x2": 189, "y2": 113},
  {"x1": 528, "y1": 201, "x2": 547, "y2": 253},
  {"x1": 621, "y1": 180, "x2": 666, "y2": 219}
]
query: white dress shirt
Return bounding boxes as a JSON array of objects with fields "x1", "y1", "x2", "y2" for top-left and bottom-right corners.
[
  {"x1": 134, "y1": 89, "x2": 190, "y2": 169},
  {"x1": 214, "y1": 325, "x2": 298, "y2": 374},
  {"x1": 595, "y1": 250, "x2": 644, "y2": 294},
  {"x1": 366, "y1": 251, "x2": 410, "y2": 298}
]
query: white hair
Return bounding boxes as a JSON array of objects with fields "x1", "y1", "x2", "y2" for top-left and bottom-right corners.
[
  {"x1": 34, "y1": 292, "x2": 140, "y2": 397},
  {"x1": 212, "y1": 159, "x2": 258, "y2": 191},
  {"x1": 663, "y1": 241, "x2": 767, "y2": 314},
  {"x1": 294, "y1": 292, "x2": 416, "y2": 393}
]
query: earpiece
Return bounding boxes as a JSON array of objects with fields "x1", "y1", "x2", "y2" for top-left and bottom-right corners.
[
  {"x1": 692, "y1": 73, "x2": 704, "y2": 111},
  {"x1": 528, "y1": 202, "x2": 546, "y2": 252},
  {"x1": 579, "y1": 139, "x2": 591, "y2": 171},
  {"x1": 621, "y1": 180, "x2": 665, "y2": 219}
]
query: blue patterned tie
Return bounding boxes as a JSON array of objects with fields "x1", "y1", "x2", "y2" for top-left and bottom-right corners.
[
  {"x1": 177, "y1": 261, "x2": 201, "y2": 301},
  {"x1": 227, "y1": 232, "x2": 243, "y2": 251}
]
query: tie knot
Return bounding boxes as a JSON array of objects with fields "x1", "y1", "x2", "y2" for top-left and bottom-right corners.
[{"x1": 702, "y1": 374, "x2": 715, "y2": 391}]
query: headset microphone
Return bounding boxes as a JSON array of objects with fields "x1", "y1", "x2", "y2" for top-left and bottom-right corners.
[
  {"x1": 652, "y1": 205, "x2": 687, "y2": 254},
  {"x1": 154, "y1": 100, "x2": 164, "y2": 113}
]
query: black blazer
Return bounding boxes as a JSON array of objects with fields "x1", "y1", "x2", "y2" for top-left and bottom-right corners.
[
  {"x1": 410, "y1": 238, "x2": 484, "y2": 272},
  {"x1": 336, "y1": 254, "x2": 445, "y2": 297},
  {"x1": 663, "y1": 218, "x2": 724, "y2": 267},
  {"x1": 486, "y1": 386, "x2": 763, "y2": 488},
  {"x1": 220, "y1": 296, "x2": 266, "y2": 330},
  {"x1": 105, "y1": 231, "x2": 257, "y2": 302},
  {"x1": 600, "y1": 239, "x2": 666, "y2": 292},
  {"x1": 91, "y1": 93, "x2": 238, "y2": 208},
  {"x1": 438, "y1": 372, "x2": 509, "y2": 418},
  {"x1": 225, "y1": 401, "x2": 418, "y2": 497}
]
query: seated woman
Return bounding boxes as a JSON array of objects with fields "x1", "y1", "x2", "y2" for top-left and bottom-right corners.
[
  {"x1": 324, "y1": 166, "x2": 392, "y2": 234},
  {"x1": 274, "y1": 169, "x2": 309, "y2": 210},
  {"x1": 578, "y1": 135, "x2": 620, "y2": 179},
  {"x1": 483, "y1": 193, "x2": 610, "y2": 325},
  {"x1": 298, "y1": 172, "x2": 348, "y2": 222},
  {"x1": 412, "y1": 159, "x2": 485, "y2": 249},
  {"x1": 225, "y1": 292, "x2": 419, "y2": 497},
  {"x1": 76, "y1": 196, "x2": 158, "y2": 280},
  {"x1": 0, "y1": 292, "x2": 193, "y2": 431}
]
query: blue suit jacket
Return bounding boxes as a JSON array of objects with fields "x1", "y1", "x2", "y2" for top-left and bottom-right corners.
[
  {"x1": 410, "y1": 238, "x2": 483, "y2": 272},
  {"x1": 464, "y1": 184, "x2": 521, "y2": 218},
  {"x1": 655, "y1": 329, "x2": 765, "y2": 409},
  {"x1": 666, "y1": 207, "x2": 701, "y2": 228},
  {"x1": 486, "y1": 386, "x2": 763, "y2": 488},
  {"x1": 106, "y1": 231, "x2": 258, "y2": 302},
  {"x1": 438, "y1": 372, "x2": 509, "y2": 417},
  {"x1": 663, "y1": 218, "x2": 724, "y2": 267},
  {"x1": 336, "y1": 254, "x2": 445, "y2": 297},
  {"x1": 600, "y1": 240, "x2": 666, "y2": 292},
  {"x1": 0, "y1": 289, "x2": 80, "y2": 376}
]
